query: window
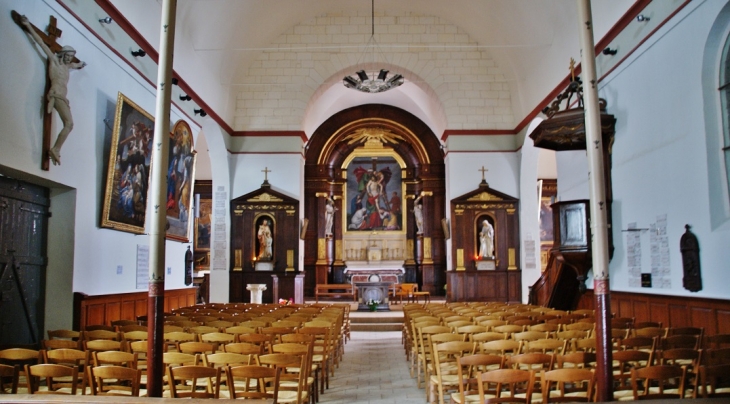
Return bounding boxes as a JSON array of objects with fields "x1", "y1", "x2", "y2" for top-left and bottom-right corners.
[{"x1": 720, "y1": 34, "x2": 730, "y2": 196}]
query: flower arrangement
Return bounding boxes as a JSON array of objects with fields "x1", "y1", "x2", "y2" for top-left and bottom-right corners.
[
  {"x1": 278, "y1": 298, "x2": 294, "y2": 305},
  {"x1": 367, "y1": 299, "x2": 380, "y2": 312}
]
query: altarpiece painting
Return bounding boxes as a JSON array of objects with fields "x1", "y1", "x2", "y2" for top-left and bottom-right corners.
[
  {"x1": 165, "y1": 120, "x2": 197, "y2": 242},
  {"x1": 345, "y1": 155, "x2": 404, "y2": 232}
]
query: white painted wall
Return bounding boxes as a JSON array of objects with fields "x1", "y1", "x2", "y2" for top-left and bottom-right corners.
[
  {"x1": 556, "y1": 0, "x2": 730, "y2": 300},
  {"x1": 0, "y1": 0, "x2": 200, "y2": 328}
]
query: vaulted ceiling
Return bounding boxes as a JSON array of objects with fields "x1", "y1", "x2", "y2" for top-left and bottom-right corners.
[{"x1": 103, "y1": 0, "x2": 635, "y2": 136}]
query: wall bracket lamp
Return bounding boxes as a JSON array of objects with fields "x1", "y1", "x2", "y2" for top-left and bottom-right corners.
[{"x1": 131, "y1": 49, "x2": 146, "y2": 57}]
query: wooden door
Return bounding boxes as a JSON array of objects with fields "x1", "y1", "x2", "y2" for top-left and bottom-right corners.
[{"x1": 0, "y1": 176, "x2": 49, "y2": 348}]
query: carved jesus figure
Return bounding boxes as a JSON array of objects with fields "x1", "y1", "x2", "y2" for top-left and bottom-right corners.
[{"x1": 20, "y1": 15, "x2": 86, "y2": 165}]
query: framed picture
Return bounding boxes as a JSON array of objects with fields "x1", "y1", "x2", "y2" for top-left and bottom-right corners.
[
  {"x1": 101, "y1": 93, "x2": 154, "y2": 234},
  {"x1": 165, "y1": 120, "x2": 197, "y2": 242},
  {"x1": 344, "y1": 155, "x2": 405, "y2": 232},
  {"x1": 194, "y1": 197, "x2": 212, "y2": 251}
]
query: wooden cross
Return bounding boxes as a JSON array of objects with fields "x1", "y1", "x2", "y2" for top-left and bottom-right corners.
[
  {"x1": 479, "y1": 166, "x2": 488, "y2": 180},
  {"x1": 261, "y1": 167, "x2": 271, "y2": 181},
  {"x1": 12, "y1": 11, "x2": 78, "y2": 171}
]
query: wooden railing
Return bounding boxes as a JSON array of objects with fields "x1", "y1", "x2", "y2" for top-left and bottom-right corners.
[{"x1": 73, "y1": 288, "x2": 196, "y2": 330}]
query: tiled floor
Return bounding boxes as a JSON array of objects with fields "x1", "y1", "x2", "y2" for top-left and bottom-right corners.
[{"x1": 320, "y1": 331, "x2": 424, "y2": 404}]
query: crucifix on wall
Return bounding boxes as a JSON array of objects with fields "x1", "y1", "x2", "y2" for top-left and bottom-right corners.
[{"x1": 12, "y1": 11, "x2": 86, "y2": 170}]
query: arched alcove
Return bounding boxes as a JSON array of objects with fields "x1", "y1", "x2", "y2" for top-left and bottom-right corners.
[{"x1": 302, "y1": 104, "x2": 446, "y2": 296}]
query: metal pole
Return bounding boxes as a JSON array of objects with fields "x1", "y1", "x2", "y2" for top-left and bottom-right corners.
[
  {"x1": 146, "y1": 0, "x2": 177, "y2": 397},
  {"x1": 575, "y1": 0, "x2": 613, "y2": 401}
]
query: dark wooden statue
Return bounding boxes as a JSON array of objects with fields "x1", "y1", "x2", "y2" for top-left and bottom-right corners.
[{"x1": 680, "y1": 224, "x2": 702, "y2": 292}]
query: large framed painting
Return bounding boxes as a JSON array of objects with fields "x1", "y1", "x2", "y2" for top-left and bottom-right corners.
[
  {"x1": 166, "y1": 120, "x2": 197, "y2": 242},
  {"x1": 101, "y1": 93, "x2": 154, "y2": 234},
  {"x1": 344, "y1": 154, "x2": 405, "y2": 232}
]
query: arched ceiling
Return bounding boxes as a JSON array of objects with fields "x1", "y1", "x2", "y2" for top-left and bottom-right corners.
[{"x1": 109, "y1": 0, "x2": 634, "y2": 136}]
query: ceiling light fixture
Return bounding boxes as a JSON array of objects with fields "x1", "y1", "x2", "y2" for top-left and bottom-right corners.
[
  {"x1": 98, "y1": 17, "x2": 112, "y2": 24},
  {"x1": 194, "y1": 108, "x2": 207, "y2": 117},
  {"x1": 636, "y1": 14, "x2": 650, "y2": 22},
  {"x1": 179, "y1": 94, "x2": 192, "y2": 101},
  {"x1": 342, "y1": 0, "x2": 404, "y2": 93},
  {"x1": 131, "y1": 49, "x2": 146, "y2": 57}
]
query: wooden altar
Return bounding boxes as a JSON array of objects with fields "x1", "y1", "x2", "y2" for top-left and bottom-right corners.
[
  {"x1": 229, "y1": 180, "x2": 303, "y2": 303},
  {"x1": 447, "y1": 180, "x2": 521, "y2": 302},
  {"x1": 355, "y1": 282, "x2": 393, "y2": 311}
]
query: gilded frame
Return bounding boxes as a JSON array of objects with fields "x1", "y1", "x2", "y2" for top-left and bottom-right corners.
[{"x1": 101, "y1": 93, "x2": 154, "y2": 234}]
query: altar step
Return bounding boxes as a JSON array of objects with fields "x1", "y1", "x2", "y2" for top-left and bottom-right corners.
[{"x1": 349, "y1": 312, "x2": 404, "y2": 332}]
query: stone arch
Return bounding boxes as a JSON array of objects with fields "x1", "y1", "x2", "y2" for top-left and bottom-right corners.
[{"x1": 302, "y1": 104, "x2": 446, "y2": 295}]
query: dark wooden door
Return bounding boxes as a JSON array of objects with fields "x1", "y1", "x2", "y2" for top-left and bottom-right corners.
[{"x1": 0, "y1": 176, "x2": 49, "y2": 348}]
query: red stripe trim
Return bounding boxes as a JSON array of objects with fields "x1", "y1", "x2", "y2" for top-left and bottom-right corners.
[
  {"x1": 232, "y1": 131, "x2": 308, "y2": 142},
  {"x1": 228, "y1": 150, "x2": 304, "y2": 155}
]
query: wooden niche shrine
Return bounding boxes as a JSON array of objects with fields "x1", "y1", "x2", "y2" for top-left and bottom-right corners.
[
  {"x1": 447, "y1": 181, "x2": 521, "y2": 302},
  {"x1": 229, "y1": 180, "x2": 303, "y2": 303}
]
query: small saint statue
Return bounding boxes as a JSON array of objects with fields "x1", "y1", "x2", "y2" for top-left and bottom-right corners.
[
  {"x1": 413, "y1": 192, "x2": 424, "y2": 234},
  {"x1": 478, "y1": 219, "x2": 494, "y2": 259},
  {"x1": 19, "y1": 14, "x2": 86, "y2": 165},
  {"x1": 324, "y1": 196, "x2": 336, "y2": 236}
]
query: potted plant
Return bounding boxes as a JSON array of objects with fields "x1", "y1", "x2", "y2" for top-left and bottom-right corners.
[{"x1": 367, "y1": 299, "x2": 379, "y2": 312}]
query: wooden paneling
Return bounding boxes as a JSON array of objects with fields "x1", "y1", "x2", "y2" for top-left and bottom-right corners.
[
  {"x1": 578, "y1": 290, "x2": 730, "y2": 335},
  {"x1": 74, "y1": 288, "x2": 196, "y2": 330},
  {"x1": 447, "y1": 270, "x2": 521, "y2": 303}
]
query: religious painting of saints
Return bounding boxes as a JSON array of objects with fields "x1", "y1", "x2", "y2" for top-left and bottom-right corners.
[
  {"x1": 101, "y1": 93, "x2": 155, "y2": 234},
  {"x1": 165, "y1": 120, "x2": 197, "y2": 242},
  {"x1": 254, "y1": 215, "x2": 274, "y2": 262},
  {"x1": 345, "y1": 156, "x2": 404, "y2": 232},
  {"x1": 194, "y1": 197, "x2": 212, "y2": 251}
]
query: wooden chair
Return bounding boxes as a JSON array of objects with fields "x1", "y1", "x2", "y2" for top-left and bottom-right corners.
[
  {"x1": 43, "y1": 348, "x2": 89, "y2": 394},
  {"x1": 631, "y1": 364, "x2": 686, "y2": 400},
  {"x1": 259, "y1": 353, "x2": 308, "y2": 404},
  {"x1": 477, "y1": 368, "x2": 534, "y2": 403},
  {"x1": 705, "y1": 333, "x2": 730, "y2": 349},
  {"x1": 84, "y1": 339, "x2": 123, "y2": 355},
  {"x1": 451, "y1": 353, "x2": 504, "y2": 404},
  {"x1": 111, "y1": 320, "x2": 139, "y2": 329},
  {"x1": 555, "y1": 352, "x2": 596, "y2": 370},
  {"x1": 200, "y1": 332, "x2": 236, "y2": 351},
  {"x1": 42, "y1": 339, "x2": 80, "y2": 351},
  {"x1": 479, "y1": 339, "x2": 522, "y2": 357},
  {"x1": 179, "y1": 341, "x2": 217, "y2": 355},
  {"x1": 541, "y1": 368, "x2": 595, "y2": 402},
  {"x1": 523, "y1": 339, "x2": 566, "y2": 356},
  {"x1": 85, "y1": 325, "x2": 116, "y2": 332},
  {"x1": 0, "y1": 364, "x2": 16, "y2": 394},
  {"x1": 25, "y1": 364, "x2": 78, "y2": 395},
  {"x1": 416, "y1": 325, "x2": 452, "y2": 388},
  {"x1": 226, "y1": 365, "x2": 281, "y2": 400},
  {"x1": 118, "y1": 324, "x2": 147, "y2": 333},
  {"x1": 297, "y1": 326, "x2": 331, "y2": 394},
  {"x1": 47, "y1": 329, "x2": 82, "y2": 342},
  {"x1": 87, "y1": 365, "x2": 141, "y2": 396},
  {"x1": 394, "y1": 283, "x2": 419, "y2": 304},
  {"x1": 612, "y1": 350, "x2": 652, "y2": 400},
  {"x1": 203, "y1": 352, "x2": 251, "y2": 397},
  {"x1": 697, "y1": 363, "x2": 730, "y2": 398},
  {"x1": 167, "y1": 365, "x2": 221, "y2": 398},
  {"x1": 238, "y1": 333, "x2": 274, "y2": 353},
  {"x1": 0, "y1": 348, "x2": 41, "y2": 394},
  {"x1": 272, "y1": 341, "x2": 315, "y2": 404},
  {"x1": 429, "y1": 341, "x2": 475, "y2": 404},
  {"x1": 92, "y1": 350, "x2": 138, "y2": 368},
  {"x1": 84, "y1": 329, "x2": 120, "y2": 341}
]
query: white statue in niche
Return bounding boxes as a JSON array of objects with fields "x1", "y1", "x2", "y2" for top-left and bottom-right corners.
[
  {"x1": 324, "y1": 196, "x2": 336, "y2": 236},
  {"x1": 478, "y1": 219, "x2": 494, "y2": 259}
]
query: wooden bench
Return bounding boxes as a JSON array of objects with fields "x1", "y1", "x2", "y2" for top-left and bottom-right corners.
[{"x1": 315, "y1": 284, "x2": 356, "y2": 302}]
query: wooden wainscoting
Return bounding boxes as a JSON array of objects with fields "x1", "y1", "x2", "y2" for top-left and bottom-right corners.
[
  {"x1": 73, "y1": 288, "x2": 196, "y2": 330},
  {"x1": 577, "y1": 290, "x2": 730, "y2": 335}
]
